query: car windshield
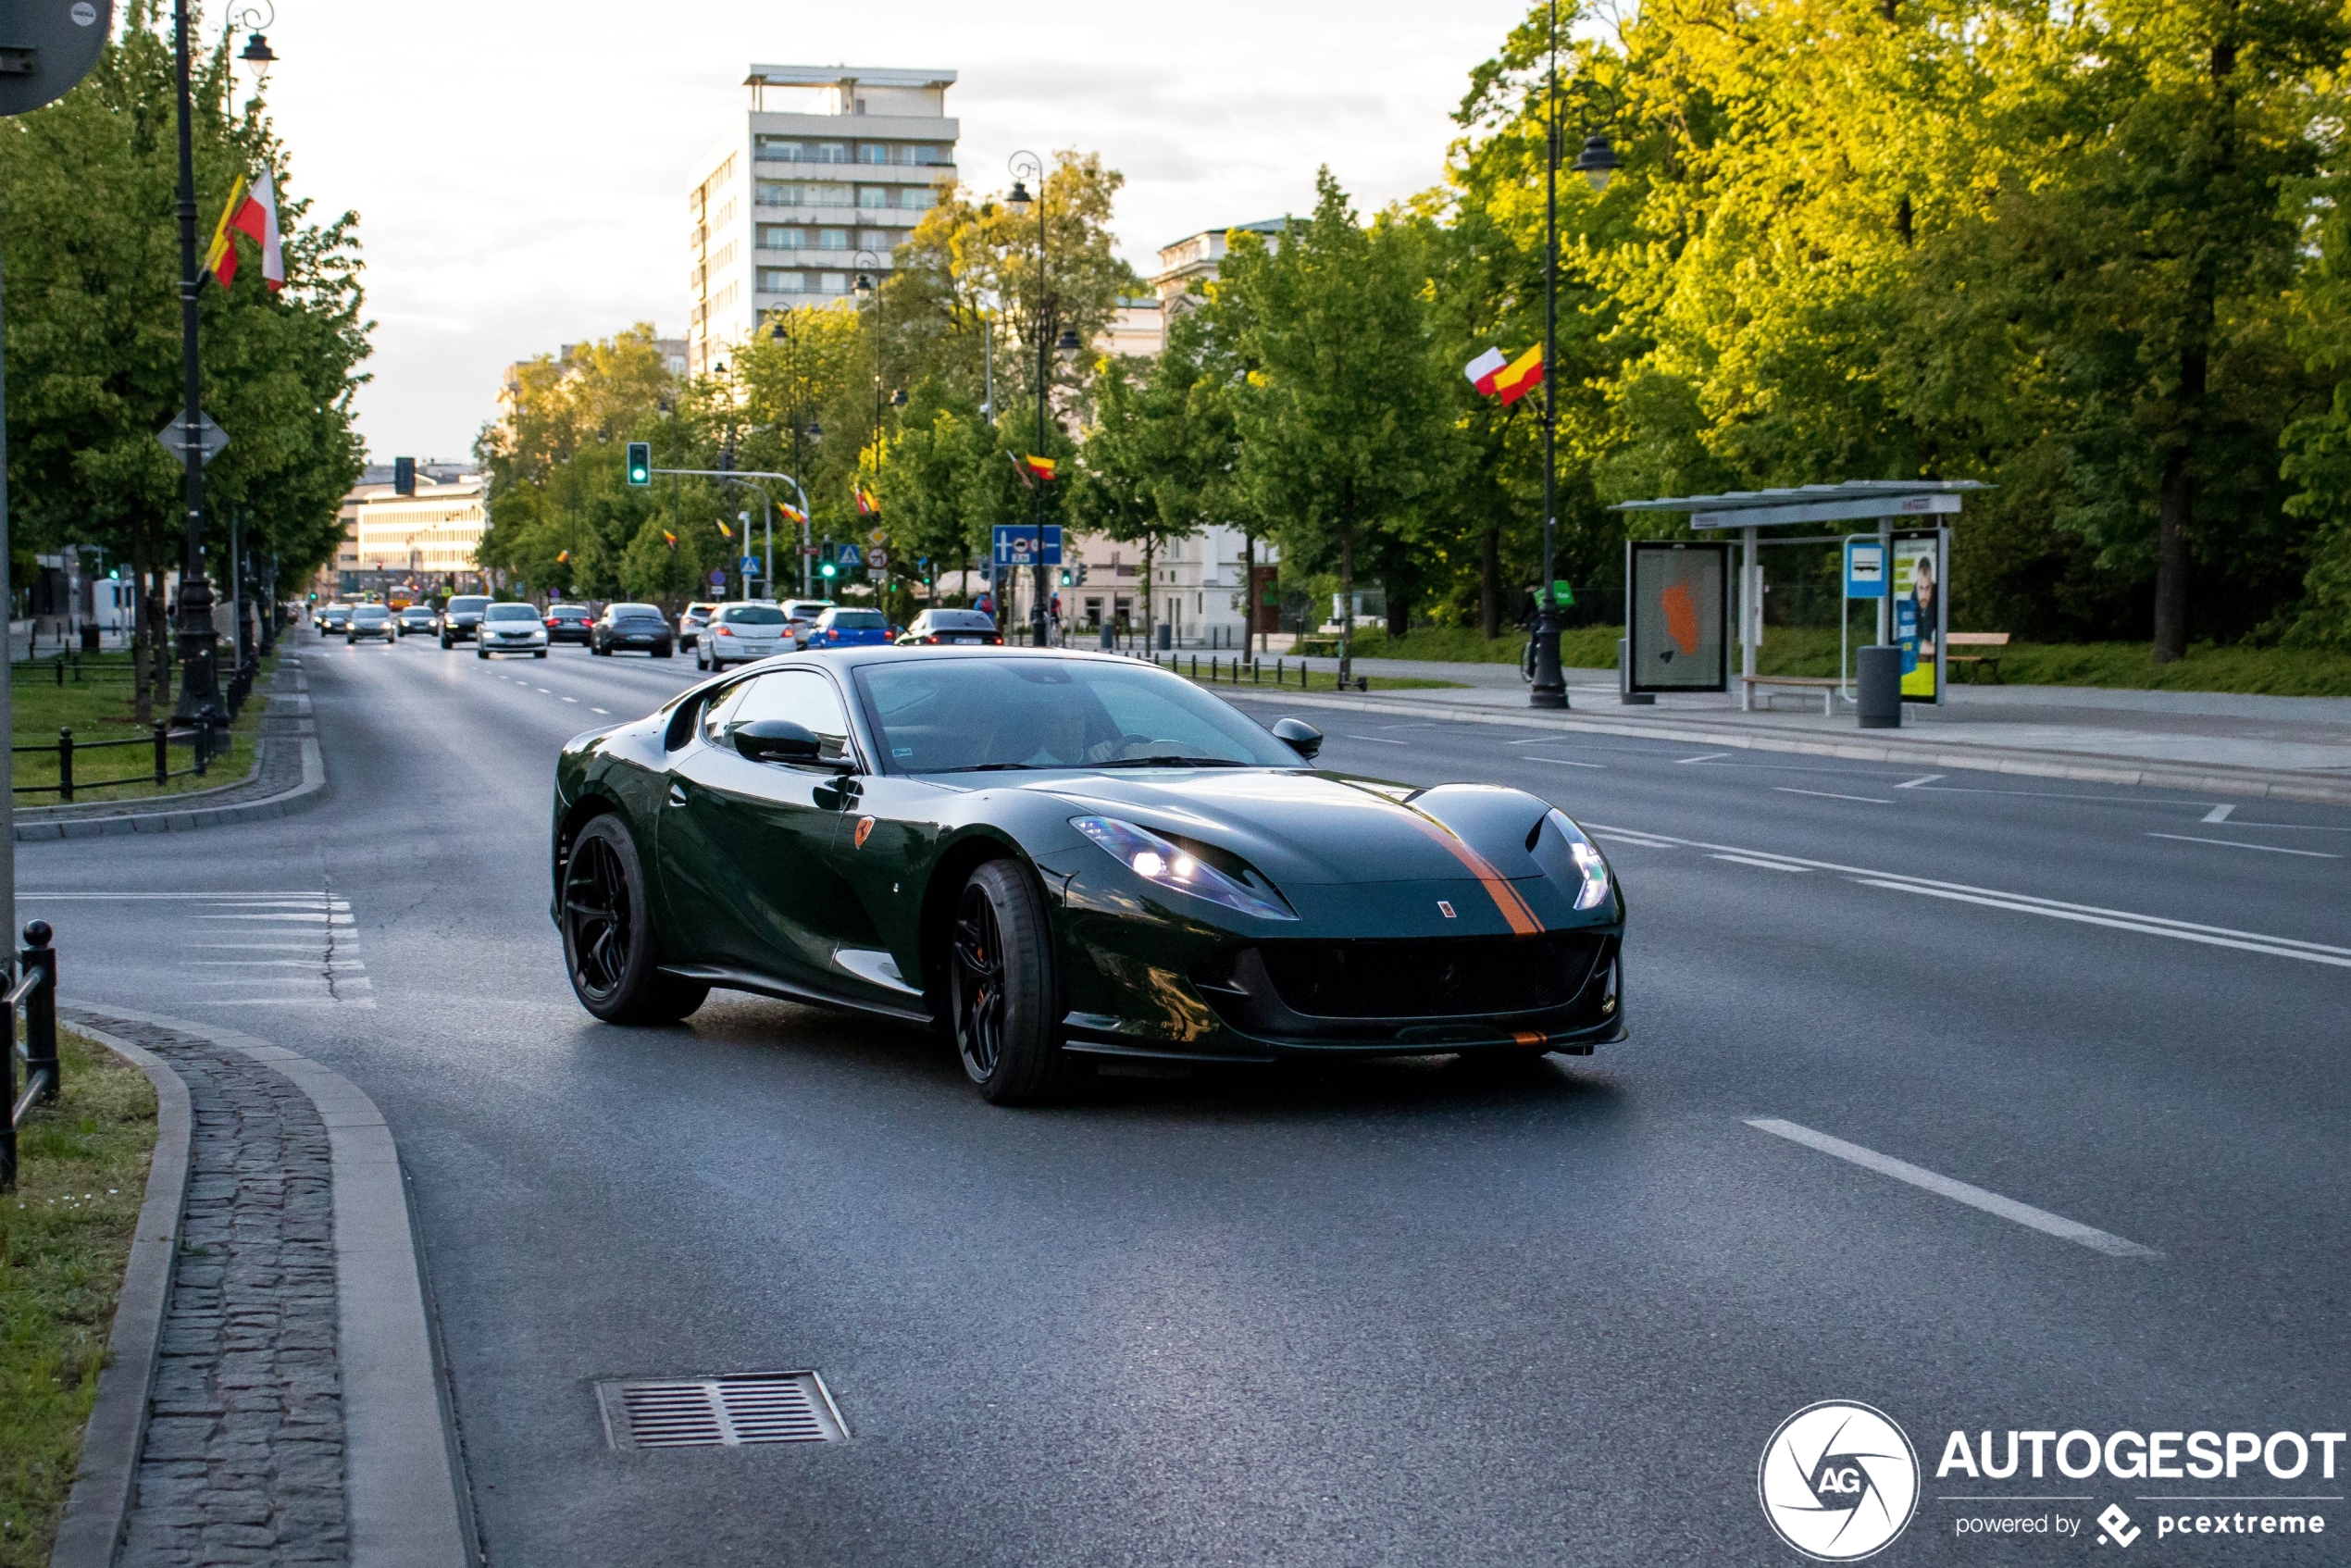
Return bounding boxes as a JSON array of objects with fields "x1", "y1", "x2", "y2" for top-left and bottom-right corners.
[
  {"x1": 447, "y1": 597, "x2": 490, "y2": 613},
  {"x1": 354, "y1": 607, "x2": 388, "y2": 620},
  {"x1": 783, "y1": 602, "x2": 831, "y2": 620},
  {"x1": 551, "y1": 606, "x2": 587, "y2": 618},
  {"x1": 484, "y1": 604, "x2": 538, "y2": 622},
  {"x1": 854, "y1": 657, "x2": 1300, "y2": 774},
  {"x1": 827, "y1": 610, "x2": 888, "y2": 629},
  {"x1": 721, "y1": 605, "x2": 786, "y2": 625},
  {"x1": 925, "y1": 611, "x2": 996, "y2": 631}
]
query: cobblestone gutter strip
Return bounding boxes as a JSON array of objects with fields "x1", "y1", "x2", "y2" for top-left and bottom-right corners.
[
  {"x1": 46, "y1": 1026, "x2": 193, "y2": 1568},
  {"x1": 51, "y1": 1007, "x2": 471, "y2": 1568},
  {"x1": 1230, "y1": 688, "x2": 2351, "y2": 807}
]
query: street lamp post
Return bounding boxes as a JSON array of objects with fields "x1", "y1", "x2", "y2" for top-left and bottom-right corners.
[
  {"x1": 1526, "y1": 0, "x2": 1617, "y2": 712},
  {"x1": 1007, "y1": 153, "x2": 1057, "y2": 648},
  {"x1": 168, "y1": 0, "x2": 228, "y2": 734}
]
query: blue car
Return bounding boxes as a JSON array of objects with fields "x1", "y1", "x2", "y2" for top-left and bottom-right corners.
[{"x1": 807, "y1": 606, "x2": 896, "y2": 648}]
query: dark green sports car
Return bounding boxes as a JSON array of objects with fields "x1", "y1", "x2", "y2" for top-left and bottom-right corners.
[{"x1": 550, "y1": 648, "x2": 1626, "y2": 1104}]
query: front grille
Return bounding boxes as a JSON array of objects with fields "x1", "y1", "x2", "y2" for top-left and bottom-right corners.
[{"x1": 1249, "y1": 932, "x2": 1602, "y2": 1019}]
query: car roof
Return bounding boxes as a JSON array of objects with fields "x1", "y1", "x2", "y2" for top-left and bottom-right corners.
[{"x1": 783, "y1": 645, "x2": 1173, "y2": 671}]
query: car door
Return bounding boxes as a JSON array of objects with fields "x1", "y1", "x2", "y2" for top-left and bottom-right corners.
[{"x1": 659, "y1": 668, "x2": 868, "y2": 988}]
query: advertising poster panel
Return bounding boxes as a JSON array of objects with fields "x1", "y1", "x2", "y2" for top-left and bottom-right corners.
[
  {"x1": 1627, "y1": 541, "x2": 1730, "y2": 692},
  {"x1": 1892, "y1": 530, "x2": 1947, "y2": 702}
]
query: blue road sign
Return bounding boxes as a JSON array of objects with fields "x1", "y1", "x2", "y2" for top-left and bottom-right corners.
[
  {"x1": 709, "y1": 569, "x2": 726, "y2": 587},
  {"x1": 837, "y1": 543, "x2": 863, "y2": 568},
  {"x1": 740, "y1": 556, "x2": 760, "y2": 575},
  {"x1": 1844, "y1": 538, "x2": 1887, "y2": 599},
  {"x1": 992, "y1": 525, "x2": 1064, "y2": 566}
]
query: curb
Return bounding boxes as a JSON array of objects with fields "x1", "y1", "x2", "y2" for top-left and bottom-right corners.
[
  {"x1": 13, "y1": 737, "x2": 326, "y2": 842},
  {"x1": 1227, "y1": 688, "x2": 2351, "y2": 807},
  {"x1": 45, "y1": 1023, "x2": 193, "y2": 1568},
  {"x1": 48, "y1": 1003, "x2": 474, "y2": 1568}
]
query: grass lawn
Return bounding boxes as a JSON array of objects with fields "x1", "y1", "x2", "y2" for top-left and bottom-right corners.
[
  {"x1": 10, "y1": 651, "x2": 272, "y2": 805},
  {"x1": 0, "y1": 1030, "x2": 158, "y2": 1566},
  {"x1": 1349, "y1": 624, "x2": 2351, "y2": 697}
]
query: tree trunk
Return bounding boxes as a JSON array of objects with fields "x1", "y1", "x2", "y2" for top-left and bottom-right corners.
[
  {"x1": 1386, "y1": 585, "x2": 1409, "y2": 640},
  {"x1": 151, "y1": 566, "x2": 172, "y2": 706},
  {"x1": 1481, "y1": 526, "x2": 1501, "y2": 640},
  {"x1": 131, "y1": 523, "x2": 153, "y2": 726},
  {"x1": 1142, "y1": 540, "x2": 1156, "y2": 645},
  {"x1": 1337, "y1": 518, "x2": 1354, "y2": 686},
  {"x1": 2153, "y1": 339, "x2": 2208, "y2": 665},
  {"x1": 1243, "y1": 530, "x2": 1257, "y2": 660}
]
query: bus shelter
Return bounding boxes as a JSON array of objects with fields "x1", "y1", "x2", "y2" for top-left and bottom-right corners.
[{"x1": 1611, "y1": 480, "x2": 1985, "y2": 712}]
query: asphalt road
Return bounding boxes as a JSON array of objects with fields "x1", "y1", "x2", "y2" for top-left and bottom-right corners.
[{"x1": 22, "y1": 632, "x2": 2351, "y2": 1566}]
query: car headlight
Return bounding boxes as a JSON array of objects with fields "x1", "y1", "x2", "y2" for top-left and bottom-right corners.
[
  {"x1": 1547, "y1": 808, "x2": 1613, "y2": 911},
  {"x1": 1070, "y1": 815, "x2": 1296, "y2": 922}
]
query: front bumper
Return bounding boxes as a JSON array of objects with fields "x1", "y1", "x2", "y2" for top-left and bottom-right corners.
[{"x1": 1046, "y1": 865, "x2": 1627, "y2": 1061}]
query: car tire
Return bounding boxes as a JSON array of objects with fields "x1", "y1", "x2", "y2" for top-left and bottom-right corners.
[
  {"x1": 534, "y1": 649, "x2": 547, "y2": 658},
  {"x1": 951, "y1": 860, "x2": 1066, "y2": 1106},
  {"x1": 440, "y1": 635, "x2": 452, "y2": 650},
  {"x1": 653, "y1": 642, "x2": 673, "y2": 659},
  {"x1": 476, "y1": 647, "x2": 488, "y2": 660},
  {"x1": 694, "y1": 646, "x2": 708, "y2": 671},
  {"x1": 561, "y1": 815, "x2": 708, "y2": 1025}
]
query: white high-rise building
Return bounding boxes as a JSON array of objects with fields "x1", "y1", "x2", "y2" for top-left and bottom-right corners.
[{"x1": 685, "y1": 64, "x2": 959, "y2": 379}]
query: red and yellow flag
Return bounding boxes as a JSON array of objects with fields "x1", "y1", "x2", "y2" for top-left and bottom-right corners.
[
  {"x1": 778, "y1": 502, "x2": 805, "y2": 525},
  {"x1": 662, "y1": 530, "x2": 678, "y2": 550},
  {"x1": 1010, "y1": 453, "x2": 1058, "y2": 489},
  {"x1": 716, "y1": 520, "x2": 733, "y2": 541},
  {"x1": 853, "y1": 484, "x2": 878, "y2": 516},
  {"x1": 555, "y1": 549, "x2": 571, "y2": 564},
  {"x1": 1489, "y1": 344, "x2": 1544, "y2": 406}
]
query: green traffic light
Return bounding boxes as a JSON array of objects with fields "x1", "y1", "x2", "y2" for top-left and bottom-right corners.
[{"x1": 820, "y1": 564, "x2": 837, "y2": 579}]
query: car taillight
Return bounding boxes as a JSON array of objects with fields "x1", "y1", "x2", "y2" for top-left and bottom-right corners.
[{"x1": 923, "y1": 635, "x2": 940, "y2": 643}]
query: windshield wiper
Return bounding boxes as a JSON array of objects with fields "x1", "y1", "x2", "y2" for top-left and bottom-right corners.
[{"x1": 1091, "y1": 755, "x2": 1256, "y2": 769}]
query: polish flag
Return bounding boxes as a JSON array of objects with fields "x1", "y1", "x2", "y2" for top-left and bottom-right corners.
[
  {"x1": 1463, "y1": 346, "x2": 1508, "y2": 394},
  {"x1": 204, "y1": 170, "x2": 285, "y2": 292}
]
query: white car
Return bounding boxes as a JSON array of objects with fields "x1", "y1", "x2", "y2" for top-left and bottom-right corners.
[
  {"x1": 696, "y1": 601, "x2": 790, "y2": 670},
  {"x1": 780, "y1": 598, "x2": 833, "y2": 650},
  {"x1": 476, "y1": 602, "x2": 549, "y2": 659}
]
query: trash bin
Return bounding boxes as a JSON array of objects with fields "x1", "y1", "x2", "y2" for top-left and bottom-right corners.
[
  {"x1": 1099, "y1": 622, "x2": 1113, "y2": 651},
  {"x1": 80, "y1": 624, "x2": 100, "y2": 653},
  {"x1": 1857, "y1": 645, "x2": 1903, "y2": 728},
  {"x1": 1157, "y1": 623, "x2": 1173, "y2": 652},
  {"x1": 1619, "y1": 638, "x2": 1653, "y2": 705}
]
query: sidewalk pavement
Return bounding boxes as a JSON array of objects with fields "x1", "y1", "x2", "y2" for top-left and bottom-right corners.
[
  {"x1": 1225, "y1": 654, "x2": 2351, "y2": 803},
  {"x1": 54, "y1": 1010, "x2": 471, "y2": 1568}
]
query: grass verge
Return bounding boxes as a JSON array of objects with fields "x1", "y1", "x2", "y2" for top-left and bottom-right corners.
[
  {"x1": 10, "y1": 651, "x2": 273, "y2": 805},
  {"x1": 0, "y1": 1029, "x2": 158, "y2": 1565}
]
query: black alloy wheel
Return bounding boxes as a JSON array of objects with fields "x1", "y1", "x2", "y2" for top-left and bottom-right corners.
[
  {"x1": 561, "y1": 815, "x2": 707, "y2": 1025},
  {"x1": 951, "y1": 860, "x2": 1064, "y2": 1105}
]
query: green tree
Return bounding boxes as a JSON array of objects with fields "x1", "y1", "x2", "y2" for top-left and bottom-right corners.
[{"x1": 1226, "y1": 171, "x2": 1449, "y2": 674}]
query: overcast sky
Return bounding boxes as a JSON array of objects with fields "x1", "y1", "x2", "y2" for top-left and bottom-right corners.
[{"x1": 249, "y1": 0, "x2": 1532, "y2": 464}]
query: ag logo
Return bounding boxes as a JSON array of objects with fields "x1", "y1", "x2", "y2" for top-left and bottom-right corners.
[{"x1": 1758, "y1": 1400, "x2": 1920, "y2": 1561}]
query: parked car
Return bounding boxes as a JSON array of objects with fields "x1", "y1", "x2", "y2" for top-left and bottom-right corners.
[
  {"x1": 317, "y1": 603, "x2": 354, "y2": 635},
  {"x1": 477, "y1": 601, "x2": 549, "y2": 659},
  {"x1": 806, "y1": 606, "x2": 895, "y2": 649},
  {"x1": 395, "y1": 604, "x2": 438, "y2": 637},
  {"x1": 779, "y1": 599, "x2": 833, "y2": 649},
  {"x1": 346, "y1": 604, "x2": 395, "y2": 644},
  {"x1": 544, "y1": 604, "x2": 594, "y2": 645},
  {"x1": 897, "y1": 608, "x2": 1004, "y2": 647},
  {"x1": 591, "y1": 604, "x2": 675, "y2": 658},
  {"x1": 439, "y1": 594, "x2": 491, "y2": 648},
  {"x1": 678, "y1": 602, "x2": 718, "y2": 649},
  {"x1": 696, "y1": 602, "x2": 790, "y2": 670}
]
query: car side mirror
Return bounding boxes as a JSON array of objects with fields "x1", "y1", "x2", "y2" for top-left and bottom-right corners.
[
  {"x1": 1270, "y1": 716, "x2": 1323, "y2": 761},
  {"x1": 730, "y1": 718, "x2": 853, "y2": 771}
]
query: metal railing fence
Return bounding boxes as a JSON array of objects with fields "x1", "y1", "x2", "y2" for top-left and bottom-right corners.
[{"x1": 1, "y1": 922, "x2": 59, "y2": 1192}]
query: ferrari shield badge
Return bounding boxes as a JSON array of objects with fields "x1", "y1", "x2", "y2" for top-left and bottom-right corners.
[{"x1": 854, "y1": 816, "x2": 877, "y2": 849}]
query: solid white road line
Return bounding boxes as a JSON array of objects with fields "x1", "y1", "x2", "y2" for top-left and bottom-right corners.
[
  {"x1": 1675, "y1": 752, "x2": 1731, "y2": 764},
  {"x1": 1591, "y1": 830, "x2": 1678, "y2": 850},
  {"x1": 1746, "y1": 1118, "x2": 2161, "y2": 1259},
  {"x1": 1895, "y1": 775, "x2": 1943, "y2": 789},
  {"x1": 1345, "y1": 735, "x2": 1411, "y2": 745},
  {"x1": 1583, "y1": 821, "x2": 2351, "y2": 967},
  {"x1": 2146, "y1": 832, "x2": 2339, "y2": 859},
  {"x1": 1775, "y1": 786, "x2": 1894, "y2": 804},
  {"x1": 1524, "y1": 755, "x2": 1607, "y2": 768},
  {"x1": 2203, "y1": 803, "x2": 2236, "y2": 823},
  {"x1": 1709, "y1": 853, "x2": 1810, "y2": 872}
]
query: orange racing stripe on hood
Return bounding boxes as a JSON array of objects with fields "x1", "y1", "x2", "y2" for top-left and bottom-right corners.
[{"x1": 1374, "y1": 792, "x2": 1545, "y2": 936}]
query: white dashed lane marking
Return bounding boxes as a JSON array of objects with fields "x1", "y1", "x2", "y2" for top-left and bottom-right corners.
[
  {"x1": 1747, "y1": 1117, "x2": 2161, "y2": 1259},
  {"x1": 2146, "y1": 832, "x2": 2338, "y2": 860}
]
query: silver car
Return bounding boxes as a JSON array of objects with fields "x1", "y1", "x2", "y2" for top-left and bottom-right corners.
[
  {"x1": 476, "y1": 602, "x2": 549, "y2": 659},
  {"x1": 696, "y1": 601, "x2": 790, "y2": 670}
]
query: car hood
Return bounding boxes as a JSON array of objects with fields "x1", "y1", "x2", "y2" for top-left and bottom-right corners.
[{"x1": 1018, "y1": 768, "x2": 1558, "y2": 887}]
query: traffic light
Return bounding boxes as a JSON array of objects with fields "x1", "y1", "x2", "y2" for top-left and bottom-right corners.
[
  {"x1": 1071, "y1": 561, "x2": 1089, "y2": 586},
  {"x1": 1058, "y1": 568, "x2": 1073, "y2": 587},
  {"x1": 820, "y1": 561, "x2": 838, "y2": 580},
  {"x1": 626, "y1": 442, "x2": 652, "y2": 486}
]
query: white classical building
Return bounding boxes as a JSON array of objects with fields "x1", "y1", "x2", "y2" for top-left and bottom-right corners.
[
  {"x1": 685, "y1": 64, "x2": 960, "y2": 379},
  {"x1": 326, "y1": 465, "x2": 486, "y2": 594}
]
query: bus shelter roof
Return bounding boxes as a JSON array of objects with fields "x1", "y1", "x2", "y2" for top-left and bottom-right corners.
[{"x1": 1611, "y1": 479, "x2": 1989, "y2": 530}]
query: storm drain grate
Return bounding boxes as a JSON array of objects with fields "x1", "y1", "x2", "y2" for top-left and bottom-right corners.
[{"x1": 596, "y1": 1372, "x2": 849, "y2": 1450}]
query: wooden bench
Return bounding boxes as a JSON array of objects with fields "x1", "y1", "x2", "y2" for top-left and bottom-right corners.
[
  {"x1": 1738, "y1": 674, "x2": 1841, "y2": 716},
  {"x1": 1945, "y1": 631, "x2": 2010, "y2": 682}
]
